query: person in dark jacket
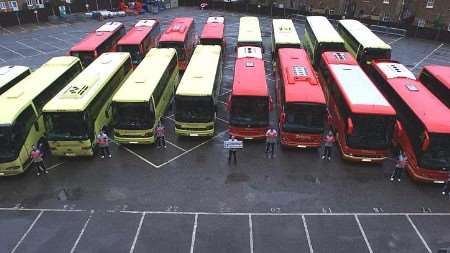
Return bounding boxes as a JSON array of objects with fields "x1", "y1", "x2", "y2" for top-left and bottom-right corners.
[
  {"x1": 391, "y1": 151, "x2": 407, "y2": 182},
  {"x1": 442, "y1": 173, "x2": 450, "y2": 196}
]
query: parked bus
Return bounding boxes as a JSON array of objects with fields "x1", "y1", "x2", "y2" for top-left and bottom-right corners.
[
  {"x1": 304, "y1": 16, "x2": 345, "y2": 67},
  {"x1": 318, "y1": 52, "x2": 396, "y2": 162},
  {"x1": 418, "y1": 65, "x2": 450, "y2": 108},
  {"x1": 158, "y1": 17, "x2": 196, "y2": 71},
  {"x1": 112, "y1": 48, "x2": 179, "y2": 144},
  {"x1": 369, "y1": 60, "x2": 450, "y2": 182},
  {"x1": 175, "y1": 45, "x2": 222, "y2": 137},
  {"x1": 200, "y1": 16, "x2": 225, "y2": 49},
  {"x1": 117, "y1": 19, "x2": 161, "y2": 68},
  {"x1": 237, "y1": 16, "x2": 263, "y2": 50},
  {"x1": 0, "y1": 66, "x2": 31, "y2": 95},
  {"x1": 69, "y1": 22, "x2": 126, "y2": 67},
  {"x1": 271, "y1": 19, "x2": 301, "y2": 59},
  {"x1": 337, "y1": 19, "x2": 391, "y2": 67},
  {"x1": 0, "y1": 57, "x2": 82, "y2": 176},
  {"x1": 228, "y1": 47, "x2": 271, "y2": 139},
  {"x1": 276, "y1": 48, "x2": 326, "y2": 148},
  {"x1": 43, "y1": 53, "x2": 132, "y2": 156}
]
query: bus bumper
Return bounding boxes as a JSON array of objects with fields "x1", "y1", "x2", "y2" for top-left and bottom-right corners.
[
  {"x1": 114, "y1": 129, "x2": 155, "y2": 144},
  {"x1": 280, "y1": 132, "x2": 321, "y2": 148},
  {"x1": 407, "y1": 166, "x2": 448, "y2": 184},
  {"x1": 175, "y1": 121, "x2": 214, "y2": 137},
  {"x1": 49, "y1": 140, "x2": 94, "y2": 157},
  {"x1": 0, "y1": 160, "x2": 25, "y2": 176},
  {"x1": 337, "y1": 141, "x2": 388, "y2": 162},
  {"x1": 229, "y1": 126, "x2": 266, "y2": 140},
  {"x1": 175, "y1": 128, "x2": 214, "y2": 137}
]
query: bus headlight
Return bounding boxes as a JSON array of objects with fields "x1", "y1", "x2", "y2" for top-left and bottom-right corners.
[{"x1": 144, "y1": 131, "x2": 154, "y2": 137}]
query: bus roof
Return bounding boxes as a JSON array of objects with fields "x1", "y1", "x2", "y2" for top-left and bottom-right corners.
[
  {"x1": 306, "y1": 16, "x2": 344, "y2": 44},
  {"x1": 200, "y1": 22, "x2": 224, "y2": 40},
  {"x1": 338, "y1": 19, "x2": 391, "y2": 50},
  {"x1": 322, "y1": 52, "x2": 395, "y2": 115},
  {"x1": 0, "y1": 57, "x2": 80, "y2": 124},
  {"x1": 233, "y1": 50, "x2": 267, "y2": 97},
  {"x1": 176, "y1": 45, "x2": 221, "y2": 97},
  {"x1": 422, "y1": 65, "x2": 450, "y2": 90},
  {"x1": 43, "y1": 53, "x2": 130, "y2": 112},
  {"x1": 207, "y1": 16, "x2": 224, "y2": 23},
  {"x1": 113, "y1": 48, "x2": 176, "y2": 103},
  {"x1": 374, "y1": 61, "x2": 450, "y2": 133},
  {"x1": 278, "y1": 48, "x2": 325, "y2": 104},
  {"x1": 117, "y1": 19, "x2": 158, "y2": 46},
  {"x1": 70, "y1": 22, "x2": 124, "y2": 52},
  {"x1": 159, "y1": 17, "x2": 194, "y2": 43},
  {"x1": 272, "y1": 19, "x2": 301, "y2": 47},
  {"x1": 238, "y1": 16, "x2": 262, "y2": 43},
  {"x1": 0, "y1": 66, "x2": 30, "y2": 91}
]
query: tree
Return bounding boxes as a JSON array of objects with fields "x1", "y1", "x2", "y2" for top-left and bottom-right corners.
[{"x1": 432, "y1": 14, "x2": 444, "y2": 40}]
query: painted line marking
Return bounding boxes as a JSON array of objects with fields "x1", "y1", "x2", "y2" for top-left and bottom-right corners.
[
  {"x1": 47, "y1": 162, "x2": 65, "y2": 171},
  {"x1": 0, "y1": 207, "x2": 87, "y2": 212},
  {"x1": 406, "y1": 215, "x2": 432, "y2": 253},
  {"x1": 189, "y1": 214, "x2": 198, "y2": 253},
  {"x1": 0, "y1": 44, "x2": 26, "y2": 58},
  {"x1": 0, "y1": 26, "x2": 13, "y2": 34},
  {"x1": 70, "y1": 210, "x2": 94, "y2": 253},
  {"x1": 411, "y1": 43, "x2": 444, "y2": 71},
  {"x1": 118, "y1": 144, "x2": 159, "y2": 168},
  {"x1": 31, "y1": 38, "x2": 64, "y2": 51},
  {"x1": 355, "y1": 215, "x2": 373, "y2": 253},
  {"x1": 0, "y1": 57, "x2": 5, "y2": 63},
  {"x1": 120, "y1": 211, "x2": 450, "y2": 216},
  {"x1": 16, "y1": 40, "x2": 45, "y2": 54},
  {"x1": 166, "y1": 140, "x2": 187, "y2": 152},
  {"x1": 11, "y1": 210, "x2": 44, "y2": 253},
  {"x1": 248, "y1": 214, "x2": 254, "y2": 253},
  {"x1": 129, "y1": 212, "x2": 146, "y2": 253},
  {"x1": 48, "y1": 35, "x2": 72, "y2": 45},
  {"x1": 216, "y1": 117, "x2": 229, "y2": 124},
  {"x1": 388, "y1": 36, "x2": 404, "y2": 45},
  {"x1": 302, "y1": 215, "x2": 314, "y2": 253}
]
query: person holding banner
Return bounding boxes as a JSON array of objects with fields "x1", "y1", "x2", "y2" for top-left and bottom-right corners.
[{"x1": 228, "y1": 135, "x2": 238, "y2": 164}]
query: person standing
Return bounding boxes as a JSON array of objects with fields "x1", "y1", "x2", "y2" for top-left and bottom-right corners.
[
  {"x1": 442, "y1": 173, "x2": 450, "y2": 196},
  {"x1": 97, "y1": 131, "x2": 111, "y2": 159},
  {"x1": 156, "y1": 123, "x2": 166, "y2": 149},
  {"x1": 321, "y1": 130, "x2": 335, "y2": 160},
  {"x1": 391, "y1": 151, "x2": 407, "y2": 182},
  {"x1": 228, "y1": 135, "x2": 238, "y2": 164},
  {"x1": 265, "y1": 127, "x2": 278, "y2": 158},
  {"x1": 30, "y1": 145, "x2": 47, "y2": 176}
]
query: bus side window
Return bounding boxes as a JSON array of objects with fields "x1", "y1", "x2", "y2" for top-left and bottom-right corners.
[{"x1": 14, "y1": 105, "x2": 37, "y2": 145}]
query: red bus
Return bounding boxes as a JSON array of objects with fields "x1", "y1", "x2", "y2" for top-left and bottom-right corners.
[
  {"x1": 227, "y1": 47, "x2": 272, "y2": 139},
  {"x1": 158, "y1": 17, "x2": 197, "y2": 71},
  {"x1": 117, "y1": 19, "x2": 161, "y2": 68},
  {"x1": 69, "y1": 22, "x2": 125, "y2": 67},
  {"x1": 276, "y1": 48, "x2": 326, "y2": 148},
  {"x1": 418, "y1": 65, "x2": 450, "y2": 108},
  {"x1": 318, "y1": 52, "x2": 396, "y2": 162},
  {"x1": 369, "y1": 60, "x2": 450, "y2": 182},
  {"x1": 200, "y1": 16, "x2": 225, "y2": 49}
]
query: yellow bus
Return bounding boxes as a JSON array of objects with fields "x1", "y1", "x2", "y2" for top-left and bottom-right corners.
[
  {"x1": 271, "y1": 19, "x2": 301, "y2": 58},
  {"x1": 0, "y1": 57, "x2": 82, "y2": 176},
  {"x1": 43, "y1": 53, "x2": 132, "y2": 156},
  {"x1": 237, "y1": 16, "x2": 263, "y2": 50},
  {"x1": 304, "y1": 16, "x2": 345, "y2": 67},
  {"x1": 0, "y1": 66, "x2": 31, "y2": 95},
  {"x1": 337, "y1": 19, "x2": 391, "y2": 66},
  {"x1": 112, "y1": 48, "x2": 179, "y2": 144},
  {"x1": 174, "y1": 45, "x2": 222, "y2": 137}
]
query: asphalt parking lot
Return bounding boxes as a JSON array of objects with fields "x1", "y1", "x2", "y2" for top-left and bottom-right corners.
[{"x1": 1, "y1": 6, "x2": 450, "y2": 253}]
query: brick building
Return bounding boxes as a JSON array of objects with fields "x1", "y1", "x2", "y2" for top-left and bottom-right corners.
[{"x1": 413, "y1": 0, "x2": 450, "y2": 31}]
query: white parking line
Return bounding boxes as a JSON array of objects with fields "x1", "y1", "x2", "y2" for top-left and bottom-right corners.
[
  {"x1": 48, "y1": 35, "x2": 72, "y2": 45},
  {"x1": 411, "y1": 43, "x2": 444, "y2": 71},
  {"x1": 406, "y1": 215, "x2": 432, "y2": 253},
  {"x1": 47, "y1": 162, "x2": 65, "y2": 171},
  {"x1": 355, "y1": 215, "x2": 373, "y2": 253},
  {"x1": 0, "y1": 57, "x2": 5, "y2": 63},
  {"x1": 0, "y1": 207, "x2": 87, "y2": 212},
  {"x1": 388, "y1": 36, "x2": 404, "y2": 45},
  {"x1": 31, "y1": 38, "x2": 65, "y2": 51},
  {"x1": 129, "y1": 212, "x2": 146, "y2": 253},
  {"x1": 10, "y1": 210, "x2": 44, "y2": 253},
  {"x1": 216, "y1": 117, "x2": 229, "y2": 124},
  {"x1": 189, "y1": 214, "x2": 198, "y2": 253},
  {"x1": 70, "y1": 210, "x2": 95, "y2": 253},
  {"x1": 118, "y1": 144, "x2": 159, "y2": 168},
  {"x1": 248, "y1": 214, "x2": 254, "y2": 253},
  {"x1": 166, "y1": 140, "x2": 187, "y2": 152},
  {"x1": 0, "y1": 44, "x2": 26, "y2": 58},
  {"x1": 302, "y1": 215, "x2": 314, "y2": 253},
  {"x1": 16, "y1": 40, "x2": 45, "y2": 54}
]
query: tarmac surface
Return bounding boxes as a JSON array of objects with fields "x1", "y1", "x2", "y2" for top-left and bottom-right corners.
[{"x1": 1, "y1": 6, "x2": 450, "y2": 253}]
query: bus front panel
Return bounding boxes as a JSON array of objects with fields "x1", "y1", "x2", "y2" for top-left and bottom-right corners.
[
  {"x1": 175, "y1": 95, "x2": 215, "y2": 137},
  {"x1": 229, "y1": 95, "x2": 269, "y2": 139}
]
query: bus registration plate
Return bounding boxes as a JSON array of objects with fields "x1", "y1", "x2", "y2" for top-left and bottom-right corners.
[
  {"x1": 361, "y1": 158, "x2": 372, "y2": 162},
  {"x1": 65, "y1": 153, "x2": 76, "y2": 157}
]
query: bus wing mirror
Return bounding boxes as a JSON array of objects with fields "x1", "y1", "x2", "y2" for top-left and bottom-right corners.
[
  {"x1": 280, "y1": 112, "x2": 286, "y2": 123},
  {"x1": 421, "y1": 130, "x2": 430, "y2": 151},
  {"x1": 269, "y1": 97, "x2": 274, "y2": 112},
  {"x1": 395, "y1": 121, "x2": 404, "y2": 136},
  {"x1": 346, "y1": 117, "x2": 353, "y2": 135},
  {"x1": 226, "y1": 96, "x2": 231, "y2": 111}
]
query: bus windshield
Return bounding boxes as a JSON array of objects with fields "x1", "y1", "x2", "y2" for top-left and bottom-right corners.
[
  {"x1": 362, "y1": 48, "x2": 391, "y2": 62},
  {"x1": 112, "y1": 102, "x2": 154, "y2": 130},
  {"x1": 317, "y1": 42, "x2": 345, "y2": 56},
  {"x1": 420, "y1": 134, "x2": 450, "y2": 170},
  {"x1": 71, "y1": 51, "x2": 95, "y2": 67},
  {"x1": 283, "y1": 103, "x2": 326, "y2": 134},
  {"x1": 118, "y1": 45, "x2": 143, "y2": 65},
  {"x1": 347, "y1": 114, "x2": 395, "y2": 150},
  {"x1": 200, "y1": 38, "x2": 223, "y2": 46},
  {"x1": 230, "y1": 96, "x2": 268, "y2": 127},
  {"x1": 0, "y1": 126, "x2": 16, "y2": 162},
  {"x1": 45, "y1": 112, "x2": 89, "y2": 140},
  {"x1": 159, "y1": 42, "x2": 186, "y2": 59},
  {"x1": 175, "y1": 96, "x2": 214, "y2": 123}
]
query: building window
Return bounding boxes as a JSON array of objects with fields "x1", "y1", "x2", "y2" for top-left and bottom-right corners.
[
  {"x1": 328, "y1": 9, "x2": 335, "y2": 15},
  {"x1": 383, "y1": 0, "x2": 389, "y2": 4},
  {"x1": 426, "y1": 0, "x2": 434, "y2": 8},
  {"x1": 0, "y1": 1, "x2": 7, "y2": 9},
  {"x1": 8, "y1": 0, "x2": 18, "y2": 10},
  {"x1": 382, "y1": 16, "x2": 390, "y2": 22},
  {"x1": 417, "y1": 18, "x2": 426, "y2": 27}
]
